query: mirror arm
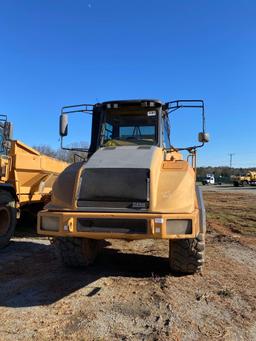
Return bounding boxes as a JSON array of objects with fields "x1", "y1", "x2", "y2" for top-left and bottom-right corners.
[
  {"x1": 165, "y1": 142, "x2": 204, "y2": 153},
  {"x1": 60, "y1": 136, "x2": 88, "y2": 152},
  {"x1": 61, "y1": 145, "x2": 89, "y2": 153}
]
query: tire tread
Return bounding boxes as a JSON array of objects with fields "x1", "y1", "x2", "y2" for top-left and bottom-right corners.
[
  {"x1": 169, "y1": 233, "x2": 205, "y2": 274},
  {"x1": 52, "y1": 237, "x2": 102, "y2": 267}
]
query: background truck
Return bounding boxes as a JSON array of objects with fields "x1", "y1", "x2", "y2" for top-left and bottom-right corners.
[
  {"x1": 233, "y1": 171, "x2": 256, "y2": 187},
  {"x1": 38, "y1": 99, "x2": 209, "y2": 274},
  {"x1": 201, "y1": 173, "x2": 223, "y2": 186},
  {"x1": 202, "y1": 173, "x2": 215, "y2": 185},
  {"x1": 0, "y1": 115, "x2": 68, "y2": 248}
]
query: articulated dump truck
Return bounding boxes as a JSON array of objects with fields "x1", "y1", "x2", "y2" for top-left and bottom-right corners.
[
  {"x1": 233, "y1": 171, "x2": 256, "y2": 187},
  {"x1": 0, "y1": 115, "x2": 68, "y2": 248},
  {"x1": 38, "y1": 99, "x2": 209, "y2": 274}
]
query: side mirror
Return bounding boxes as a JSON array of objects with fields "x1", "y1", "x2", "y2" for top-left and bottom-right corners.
[
  {"x1": 198, "y1": 132, "x2": 210, "y2": 143},
  {"x1": 60, "y1": 114, "x2": 68, "y2": 137}
]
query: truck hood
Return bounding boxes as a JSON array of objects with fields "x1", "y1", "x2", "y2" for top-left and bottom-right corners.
[
  {"x1": 77, "y1": 146, "x2": 160, "y2": 210},
  {"x1": 84, "y1": 145, "x2": 158, "y2": 169},
  {"x1": 48, "y1": 146, "x2": 195, "y2": 214}
]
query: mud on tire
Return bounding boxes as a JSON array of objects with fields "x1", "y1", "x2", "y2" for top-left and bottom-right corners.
[
  {"x1": 169, "y1": 233, "x2": 205, "y2": 274},
  {"x1": 52, "y1": 237, "x2": 103, "y2": 267},
  {"x1": 0, "y1": 190, "x2": 17, "y2": 249}
]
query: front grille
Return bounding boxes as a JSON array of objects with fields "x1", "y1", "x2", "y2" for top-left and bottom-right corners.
[
  {"x1": 77, "y1": 168, "x2": 150, "y2": 209},
  {"x1": 77, "y1": 218, "x2": 148, "y2": 234}
]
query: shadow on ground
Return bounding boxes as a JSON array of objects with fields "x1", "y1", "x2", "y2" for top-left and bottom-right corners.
[{"x1": 0, "y1": 239, "x2": 173, "y2": 308}]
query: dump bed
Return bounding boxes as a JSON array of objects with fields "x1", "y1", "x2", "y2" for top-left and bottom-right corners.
[{"x1": 7, "y1": 140, "x2": 68, "y2": 205}]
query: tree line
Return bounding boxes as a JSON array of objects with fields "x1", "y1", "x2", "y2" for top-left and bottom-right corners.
[
  {"x1": 33, "y1": 143, "x2": 88, "y2": 163},
  {"x1": 197, "y1": 166, "x2": 256, "y2": 178}
]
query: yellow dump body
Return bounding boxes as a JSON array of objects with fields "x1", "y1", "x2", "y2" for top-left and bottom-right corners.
[{"x1": 0, "y1": 140, "x2": 68, "y2": 207}]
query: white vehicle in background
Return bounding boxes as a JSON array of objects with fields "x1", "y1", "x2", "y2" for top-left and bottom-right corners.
[{"x1": 202, "y1": 173, "x2": 215, "y2": 185}]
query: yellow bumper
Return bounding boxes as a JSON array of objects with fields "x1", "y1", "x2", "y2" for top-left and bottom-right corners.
[{"x1": 37, "y1": 210, "x2": 200, "y2": 240}]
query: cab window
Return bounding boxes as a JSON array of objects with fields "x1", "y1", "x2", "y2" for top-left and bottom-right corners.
[{"x1": 101, "y1": 110, "x2": 158, "y2": 146}]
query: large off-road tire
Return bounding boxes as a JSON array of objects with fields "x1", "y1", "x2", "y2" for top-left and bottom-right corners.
[
  {"x1": 169, "y1": 233, "x2": 205, "y2": 274},
  {"x1": 0, "y1": 190, "x2": 17, "y2": 249},
  {"x1": 17, "y1": 202, "x2": 44, "y2": 229},
  {"x1": 52, "y1": 237, "x2": 103, "y2": 267}
]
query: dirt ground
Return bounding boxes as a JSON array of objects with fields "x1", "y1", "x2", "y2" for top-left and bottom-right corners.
[{"x1": 0, "y1": 187, "x2": 255, "y2": 341}]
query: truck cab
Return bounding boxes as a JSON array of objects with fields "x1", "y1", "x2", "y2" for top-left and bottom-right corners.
[
  {"x1": 38, "y1": 99, "x2": 209, "y2": 274},
  {"x1": 202, "y1": 173, "x2": 215, "y2": 185}
]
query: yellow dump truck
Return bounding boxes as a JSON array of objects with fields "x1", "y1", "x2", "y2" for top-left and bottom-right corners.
[
  {"x1": 233, "y1": 171, "x2": 256, "y2": 187},
  {"x1": 0, "y1": 115, "x2": 68, "y2": 248},
  {"x1": 38, "y1": 100, "x2": 209, "y2": 274}
]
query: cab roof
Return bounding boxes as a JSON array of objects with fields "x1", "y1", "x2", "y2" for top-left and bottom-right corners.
[{"x1": 97, "y1": 99, "x2": 164, "y2": 108}]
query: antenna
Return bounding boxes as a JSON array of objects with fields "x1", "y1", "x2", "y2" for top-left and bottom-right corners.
[{"x1": 229, "y1": 153, "x2": 235, "y2": 168}]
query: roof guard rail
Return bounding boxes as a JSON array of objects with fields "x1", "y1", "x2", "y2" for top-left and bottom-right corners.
[{"x1": 61, "y1": 104, "x2": 94, "y2": 115}]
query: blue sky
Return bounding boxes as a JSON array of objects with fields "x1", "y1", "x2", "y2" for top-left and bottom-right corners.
[{"x1": 0, "y1": 0, "x2": 255, "y2": 167}]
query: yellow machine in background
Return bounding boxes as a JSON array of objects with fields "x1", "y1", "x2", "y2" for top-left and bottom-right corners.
[
  {"x1": 233, "y1": 171, "x2": 256, "y2": 187},
  {"x1": 0, "y1": 115, "x2": 68, "y2": 248},
  {"x1": 38, "y1": 99, "x2": 209, "y2": 274}
]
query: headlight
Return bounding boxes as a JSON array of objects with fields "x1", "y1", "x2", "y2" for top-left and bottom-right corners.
[
  {"x1": 166, "y1": 219, "x2": 192, "y2": 235},
  {"x1": 41, "y1": 216, "x2": 60, "y2": 231}
]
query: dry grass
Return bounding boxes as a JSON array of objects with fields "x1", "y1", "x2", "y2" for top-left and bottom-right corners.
[{"x1": 204, "y1": 192, "x2": 256, "y2": 235}]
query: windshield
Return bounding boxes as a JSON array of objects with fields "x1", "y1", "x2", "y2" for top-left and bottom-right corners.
[{"x1": 100, "y1": 110, "x2": 158, "y2": 146}]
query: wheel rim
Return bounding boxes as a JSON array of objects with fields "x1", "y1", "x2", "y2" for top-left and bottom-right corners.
[{"x1": 0, "y1": 207, "x2": 11, "y2": 236}]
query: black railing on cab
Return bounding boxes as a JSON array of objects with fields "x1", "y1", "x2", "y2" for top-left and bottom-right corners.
[
  {"x1": 59, "y1": 104, "x2": 94, "y2": 152},
  {"x1": 164, "y1": 99, "x2": 209, "y2": 152}
]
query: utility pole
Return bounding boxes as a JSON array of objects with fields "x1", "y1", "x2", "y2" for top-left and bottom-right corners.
[{"x1": 229, "y1": 153, "x2": 235, "y2": 168}]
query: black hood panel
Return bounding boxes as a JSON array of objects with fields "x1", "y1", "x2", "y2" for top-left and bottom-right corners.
[{"x1": 77, "y1": 168, "x2": 149, "y2": 208}]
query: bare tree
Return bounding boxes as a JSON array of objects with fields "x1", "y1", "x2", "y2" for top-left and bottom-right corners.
[
  {"x1": 33, "y1": 145, "x2": 57, "y2": 158},
  {"x1": 33, "y1": 142, "x2": 88, "y2": 163}
]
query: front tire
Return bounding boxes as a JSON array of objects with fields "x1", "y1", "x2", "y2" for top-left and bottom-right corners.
[
  {"x1": 169, "y1": 233, "x2": 205, "y2": 274},
  {"x1": 52, "y1": 237, "x2": 103, "y2": 267},
  {"x1": 0, "y1": 190, "x2": 17, "y2": 249}
]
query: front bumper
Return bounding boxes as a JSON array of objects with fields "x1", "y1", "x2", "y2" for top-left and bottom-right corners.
[{"x1": 37, "y1": 210, "x2": 200, "y2": 240}]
